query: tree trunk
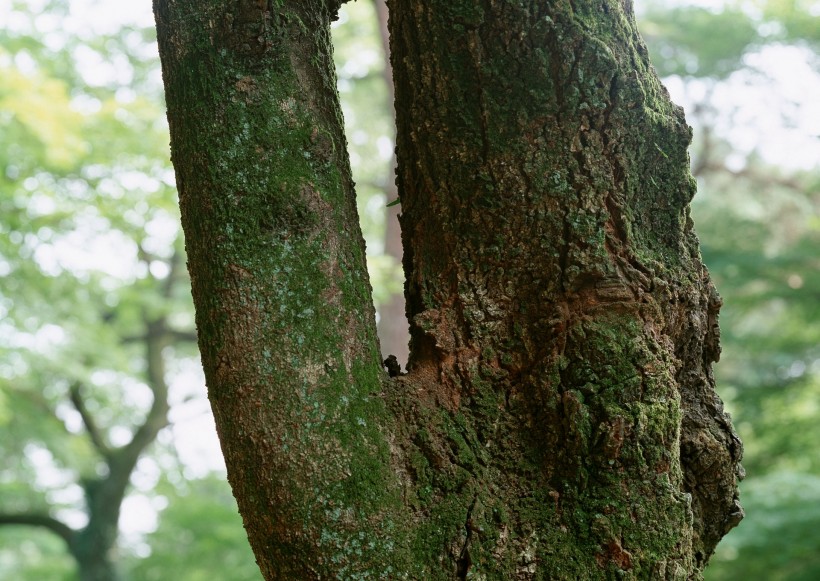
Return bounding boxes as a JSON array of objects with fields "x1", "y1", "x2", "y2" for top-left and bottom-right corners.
[
  {"x1": 373, "y1": 0, "x2": 410, "y2": 368},
  {"x1": 0, "y1": 286, "x2": 176, "y2": 580},
  {"x1": 154, "y1": 1, "x2": 411, "y2": 577},
  {"x1": 69, "y1": 502, "x2": 122, "y2": 581},
  {"x1": 154, "y1": 0, "x2": 743, "y2": 579},
  {"x1": 68, "y1": 315, "x2": 172, "y2": 581}
]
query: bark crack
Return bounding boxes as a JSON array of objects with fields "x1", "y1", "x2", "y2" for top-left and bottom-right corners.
[
  {"x1": 467, "y1": 29, "x2": 491, "y2": 165},
  {"x1": 456, "y1": 495, "x2": 478, "y2": 580}
]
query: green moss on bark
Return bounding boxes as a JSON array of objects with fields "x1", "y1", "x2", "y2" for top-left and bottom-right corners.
[
  {"x1": 157, "y1": 0, "x2": 742, "y2": 577},
  {"x1": 388, "y1": 0, "x2": 742, "y2": 577},
  {"x1": 155, "y1": 0, "x2": 415, "y2": 577}
]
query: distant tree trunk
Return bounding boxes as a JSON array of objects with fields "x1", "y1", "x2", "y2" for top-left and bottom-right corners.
[
  {"x1": 373, "y1": 0, "x2": 410, "y2": 367},
  {"x1": 0, "y1": 310, "x2": 173, "y2": 581},
  {"x1": 155, "y1": 0, "x2": 743, "y2": 578}
]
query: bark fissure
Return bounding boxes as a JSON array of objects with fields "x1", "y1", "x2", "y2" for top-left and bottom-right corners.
[{"x1": 455, "y1": 494, "x2": 478, "y2": 580}]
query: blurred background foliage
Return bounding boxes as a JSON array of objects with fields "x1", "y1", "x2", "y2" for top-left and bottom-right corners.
[
  {"x1": 641, "y1": 1, "x2": 820, "y2": 578},
  {"x1": 0, "y1": 0, "x2": 817, "y2": 578}
]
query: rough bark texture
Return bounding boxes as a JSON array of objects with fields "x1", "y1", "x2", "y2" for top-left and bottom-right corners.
[
  {"x1": 154, "y1": 0, "x2": 411, "y2": 577},
  {"x1": 388, "y1": 0, "x2": 743, "y2": 577},
  {"x1": 155, "y1": 0, "x2": 743, "y2": 579}
]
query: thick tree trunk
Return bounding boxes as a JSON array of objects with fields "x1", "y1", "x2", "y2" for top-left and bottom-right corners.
[
  {"x1": 155, "y1": 0, "x2": 742, "y2": 579},
  {"x1": 388, "y1": 0, "x2": 743, "y2": 576}
]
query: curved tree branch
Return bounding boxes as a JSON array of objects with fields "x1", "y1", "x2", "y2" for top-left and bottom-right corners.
[
  {"x1": 115, "y1": 315, "x2": 171, "y2": 479},
  {"x1": 69, "y1": 382, "x2": 111, "y2": 459},
  {"x1": 0, "y1": 512, "x2": 76, "y2": 547}
]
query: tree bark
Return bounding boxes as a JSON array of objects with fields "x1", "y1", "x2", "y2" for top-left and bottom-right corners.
[
  {"x1": 388, "y1": 0, "x2": 743, "y2": 576},
  {"x1": 154, "y1": 0, "x2": 411, "y2": 577},
  {"x1": 155, "y1": 0, "x2": 743, "y2": 578}
]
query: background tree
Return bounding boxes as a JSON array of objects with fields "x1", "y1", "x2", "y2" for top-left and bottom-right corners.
[
  {"x1": 0, "y1": 1, "x2": 253, "y2": 579},
  {"x1": 154, "y1": 0, "x2": 742, "y2": 578},
  {"x1": 331, "y1": 0, "x2": 407, "y2": 364}
]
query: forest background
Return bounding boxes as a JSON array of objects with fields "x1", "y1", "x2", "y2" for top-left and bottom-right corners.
[{"x1": 0, "y1": 0, "x2": 818, "y2": 579}]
